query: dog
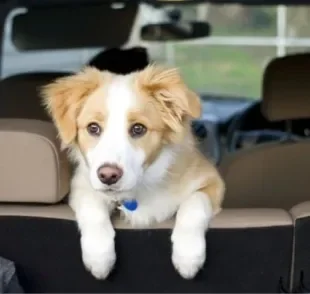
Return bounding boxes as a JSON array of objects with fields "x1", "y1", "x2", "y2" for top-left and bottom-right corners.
[{"x1": 41, "y1": 64, "x2": 225, "y2": 280}]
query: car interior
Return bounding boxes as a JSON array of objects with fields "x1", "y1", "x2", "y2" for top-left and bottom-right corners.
[{"x1": 0, "y1": 0, "x2": 310, "y2": 292}]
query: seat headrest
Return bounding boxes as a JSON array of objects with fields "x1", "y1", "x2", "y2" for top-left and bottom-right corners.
[
  {"x1": 0, "y1": 119, "x2": 70, "y2": 204},
  {"x1": 262, "y1": 53, "x2": 310, "y2": 121},
  {"x1": 0, "y1": 72, "x2": 71, "y2": 121}
]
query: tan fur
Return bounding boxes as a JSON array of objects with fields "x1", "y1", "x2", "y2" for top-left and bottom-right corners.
[
  {"x1": 130, "y1": 64, "x2": 204, "y2": 169},
  {"x1": 134, "y1": 65, "x2": 224, "y2": 210},
  {"x1": 41, "y1": 67, "x2": 106, "y2": 146},
  {"x1": 198, "y1": 173, "x2": 225, "y2": 215},
  {"x1": 159, "y1": 132, "x2": 225, "y2": 211},
  {"x1": 76, "y1": 86, "x2": 111, "y2": 155},
  {"x1": 127, "y1": 110, "x2": 166, "y2": 167},
  {"x1": 135, "y1": 64, "x2": 201, "y2": 143}
]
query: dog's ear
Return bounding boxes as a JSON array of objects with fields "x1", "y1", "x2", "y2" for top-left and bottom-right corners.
[
  {"x1": 137, "y1": 64, "x2": 201, "y2": 133},
  {"x1": 41, "y1": 67, "x2": 103, "y2": 147}
]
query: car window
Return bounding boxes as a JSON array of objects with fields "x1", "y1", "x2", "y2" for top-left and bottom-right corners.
[{"x1": 2, "y1": 4, "x2": 310, "y2": 102}]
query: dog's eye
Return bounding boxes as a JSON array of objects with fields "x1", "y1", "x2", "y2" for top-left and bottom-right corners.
[
  {"x1": 87, "y1": 123, "x2": 101, "y2": 136},
  {"x1": 129, "y1": 123, "x2": 147, "y2": 138}
]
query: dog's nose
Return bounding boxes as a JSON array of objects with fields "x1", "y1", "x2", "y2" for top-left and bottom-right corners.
[{"x1": 97, "y1": 164, "x2": 123, "y2": 185}]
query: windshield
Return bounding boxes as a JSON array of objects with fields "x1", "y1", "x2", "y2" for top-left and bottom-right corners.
[
  {"x1": 2, "y1": 3, "x2": 310, "y2": 101},
  {"x1": 147, "y1": 4, "x2": 310, "y2": 100}
]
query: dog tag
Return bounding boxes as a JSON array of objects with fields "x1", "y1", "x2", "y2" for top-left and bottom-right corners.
[{"x1": 122, "y1": 199, "x2": 138, "y2": 211}]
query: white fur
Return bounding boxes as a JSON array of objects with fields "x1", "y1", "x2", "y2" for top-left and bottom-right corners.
[
  {"x1": 69, "y1": 74, "x2": 213, "y2": 280},
  {"x1": 87, "y1": 76, "x2": 145, "y2": 192},
  {"x1": 171, "y1": 192, "x2": 212, "y2": 279},
  {"x1": 69, "y1": 163, "x2": 116, "y2": 279}
]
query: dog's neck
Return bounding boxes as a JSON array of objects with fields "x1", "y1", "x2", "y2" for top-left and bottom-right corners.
[
  {"x1": 141, "y1": 144, "x2": 178, "y2": 189},
  {"x1": 141, "y1": 129, "x2": 196, "y2": 190}
]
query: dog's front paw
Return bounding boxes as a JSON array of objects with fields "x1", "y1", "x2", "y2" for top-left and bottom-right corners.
[
  {"x1": 81, "y1": 234, "x2": 116, "y2": 280},
  {"x1": 171, "y1": 233, "x2": 206, "y2": 279}
]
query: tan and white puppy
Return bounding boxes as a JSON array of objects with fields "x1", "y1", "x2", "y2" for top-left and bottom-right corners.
[{"x1": 41, "y1": 64, "x2": 225, "y2": 280}]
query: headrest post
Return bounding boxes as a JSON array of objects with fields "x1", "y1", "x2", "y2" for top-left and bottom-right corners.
[
  {"x1": 262, "y1": 53, "x2": 310, "y2": 121},
  {"x1": 285, "y1": 120, "x2": 293, "y2": 141}
]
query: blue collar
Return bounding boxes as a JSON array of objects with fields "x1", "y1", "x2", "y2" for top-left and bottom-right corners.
[{"x1": 121, "y1": 199, "x2": 138, "y2": 211}]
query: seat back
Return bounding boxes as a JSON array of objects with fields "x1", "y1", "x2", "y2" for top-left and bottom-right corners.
[
  {"x1": 0, "y1": 73, "x2": 73, "y2": 204},
  {"x1": 0, "y1": 204, "x2": 294, "y2": 293},
  {"x1": 220, "y1": 53, "x2": 310, "y2": 209},
  {"x1": 220, "y1": 141, "x2": 310, "y2": 209}
]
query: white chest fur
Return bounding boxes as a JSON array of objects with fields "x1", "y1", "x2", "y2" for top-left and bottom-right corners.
[{"x1": 117, "y1": 187, "x2": 183, "y2": 228}]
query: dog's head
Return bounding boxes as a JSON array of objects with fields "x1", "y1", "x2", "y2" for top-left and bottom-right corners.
[{"x1": 41, "y1": 65, "x2": 201, "y2": 193}]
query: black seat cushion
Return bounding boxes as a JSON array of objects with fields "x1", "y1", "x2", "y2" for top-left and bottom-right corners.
[{"x1": 88, "y1": 47, "x2": 149, "y2": 75}]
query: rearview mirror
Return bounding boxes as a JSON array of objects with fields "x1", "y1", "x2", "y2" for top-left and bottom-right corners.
[{"x1": 140, "y1": 21, "x2": 210, "y2": 42}]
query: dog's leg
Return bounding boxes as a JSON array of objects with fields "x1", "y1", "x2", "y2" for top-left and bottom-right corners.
[
  {"x1": 70, "y1": 189, "x2": 116, "y2": 280},
  {"x1": 171, "y1": 191, "x2": 213, "y2": 279}
]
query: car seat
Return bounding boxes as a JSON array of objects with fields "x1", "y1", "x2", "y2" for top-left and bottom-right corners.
[{"x1": 219, "y1": 53, "x2": 310, "y2": 210}]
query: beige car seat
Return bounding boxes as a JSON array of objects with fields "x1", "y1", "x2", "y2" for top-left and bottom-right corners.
[{"x1": 220, "y1": 53, "x2": 310, "y2": 210}]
